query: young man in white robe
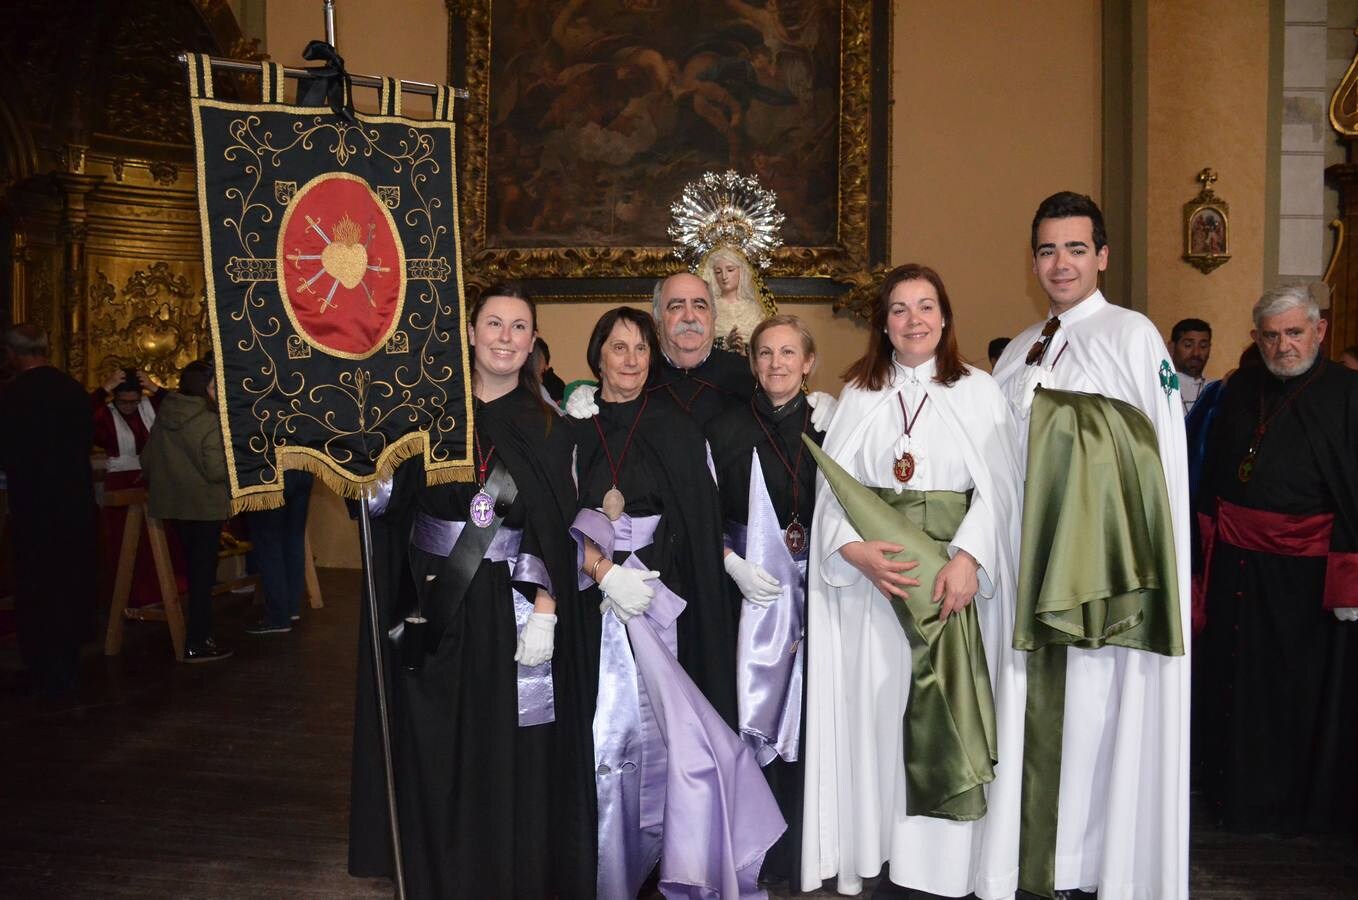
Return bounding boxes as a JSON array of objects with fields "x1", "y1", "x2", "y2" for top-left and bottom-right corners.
[
  {"x1": 991, "y1": 191, "x2": 1190, "y2": 900},
  {"x1": 800, "y1": 264, "x2": 1027, "y2": 898}
]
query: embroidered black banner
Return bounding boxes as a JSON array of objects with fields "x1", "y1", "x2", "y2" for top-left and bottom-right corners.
[{"x1": 186, "y1": 56, "x2": 471, "y2": 510}]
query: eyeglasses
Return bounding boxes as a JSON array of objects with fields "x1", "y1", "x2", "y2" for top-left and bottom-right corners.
[{"x1": 1025, "y1": 316, "x2": 1061, "y2": 366}]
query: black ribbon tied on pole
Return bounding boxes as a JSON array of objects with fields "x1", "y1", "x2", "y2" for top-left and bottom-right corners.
[{"x1": 299, "y1": 40, "x2": 357, "y2": 124}]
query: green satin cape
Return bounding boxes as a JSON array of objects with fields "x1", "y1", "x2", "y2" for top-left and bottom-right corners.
[
  {"x1": 1014, "y1": 388, "x2": 1183, "y2": 898},
  {"x1": 805, "y1": 436, "x2": 997, "y2": 821}
]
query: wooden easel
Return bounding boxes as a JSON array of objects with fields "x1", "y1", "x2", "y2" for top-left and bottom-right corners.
[{"x1": 103, "y1": 488, "x2": 259, "y2": 660}]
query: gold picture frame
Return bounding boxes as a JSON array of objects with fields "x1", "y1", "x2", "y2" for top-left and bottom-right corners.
[
  {"x1": 1183, "y1": 168, "x2": 1231, "y2": 274},
  {"x1": 446, "y1": 0, "x2": 890, "y2": 305}
]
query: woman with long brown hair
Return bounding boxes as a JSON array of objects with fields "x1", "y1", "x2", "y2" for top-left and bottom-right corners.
[
  {"x1": 799, "y1": 264, "x2": 1027, "y2": 898},
  {"x1": 349, "y1": 283, "x2": 595, "y2": 899}
]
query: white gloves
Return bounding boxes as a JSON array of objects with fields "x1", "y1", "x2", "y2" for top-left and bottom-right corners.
[
  {"x1": 564, "y1": 383, "x2": 599, "y2": 419},
  {"x1": 515, "y1": 612, "x2": 557, "y2": 666},
  {"x1": 1335, "y1": 608, "x2": 1358, "y2": 622},
  {"x1": 724, "y1": 551, "x2": 782, "y2": 605},
  {"x1": 599, "y1": 564, "x2": 660, "y2": 622},
  {"x1": 806, "y1": 391, "x2": 837, "y2": 432}
]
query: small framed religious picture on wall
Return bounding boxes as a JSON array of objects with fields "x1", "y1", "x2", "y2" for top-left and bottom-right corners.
[{"x1": 1183, "y1": 167, "x2": 1231, "y2": 274}]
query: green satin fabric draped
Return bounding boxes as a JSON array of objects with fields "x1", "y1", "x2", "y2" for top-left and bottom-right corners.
[
  {"x1": 1014, "y1": 388, "x2": 1184, "y2": 898},
  {"x1": 805, "y1": 437, "x2": 997, "y2": 821}
]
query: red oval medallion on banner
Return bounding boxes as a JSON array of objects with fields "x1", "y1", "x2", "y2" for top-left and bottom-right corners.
[{"x1": 277, "y1": 173, "x2": 406, "y2": 358}]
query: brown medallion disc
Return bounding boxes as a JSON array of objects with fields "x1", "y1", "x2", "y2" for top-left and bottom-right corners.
[
  {"x1": 601, "y1": 486, "x2": 626, "y2": 521},
  {"x1": 784, "y1": 519, "x2": 807, "y2": 556}
]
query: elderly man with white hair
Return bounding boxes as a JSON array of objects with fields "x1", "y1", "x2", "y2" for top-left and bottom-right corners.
[
  {"x1": 1195, "y1": 282, "x2": 1358, "y2": 836},
  {"x1": 567, "y1": 272, "x2": 842, "y2": 430}
]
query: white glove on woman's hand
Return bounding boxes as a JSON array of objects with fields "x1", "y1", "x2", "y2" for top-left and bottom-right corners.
[
  {"x1": 514, "y1": 612, "x2": 557, "y2": 666},
  {"x1": 599, "y1": 565, "x2": 660, "y2": 622},
  {"x1": 1335, "y1": 608, "x2": 1358, "y2": 622},
  {"x1": 806, "y1": 391, "x2": 837, "y2": 432},
  {"x1": 564, "y1": 383, "x2": 600, "y2": 419},
  {"x1": 724, "y1": 551, "x2": 782, "y2": 605}
]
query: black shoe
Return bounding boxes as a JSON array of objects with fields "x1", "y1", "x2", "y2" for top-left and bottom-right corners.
[
  {"x1": 244, "y1": 620, "x2": 292, "y2": 635},
  {"x1": 183, "y1": 640, "x2": 234, "y2": 663}
]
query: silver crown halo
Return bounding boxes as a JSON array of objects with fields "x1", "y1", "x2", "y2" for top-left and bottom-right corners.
[{"x1": 668, "y1": 170, "x2": 785, "y2": 269}]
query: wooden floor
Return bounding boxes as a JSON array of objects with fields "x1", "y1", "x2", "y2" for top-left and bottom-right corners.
[{"x1": 1, "y1": 569, "x2": 1355, "y2": 899}]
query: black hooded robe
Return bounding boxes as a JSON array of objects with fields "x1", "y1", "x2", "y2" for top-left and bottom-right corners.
[
  {"x1": 569, "y1": 390, "x2": 738, "y2": 728},
  {"x1": 705, "y1": 391, "x2": 821, "y2": 885},
  {"x1": 647, "y1": 346, "x2": 755, "y2": 430},
  {"x1": 1195, "y1": 357, "x2": 1358, "y2": 834},
  {"x1": 349, "y1": 387, "x2": 597, "y2": 898}
]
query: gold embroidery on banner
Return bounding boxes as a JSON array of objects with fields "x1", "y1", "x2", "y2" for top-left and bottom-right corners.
[
  {"x1": 378, "y1": 185, "x2": 400, "y2": 208},
  {"x1": 274, "y1": 180, "x2": 297, "y2": 205},
  {"x1": 385, "y1": 330, "x2": 410, "y2": 354},
  {"x1": 286, "y1": 335, "x2": 311, "y2": 359},
  {"x1": 275, "y1": 173, "x2": 406, "y2": 349},
  {"x1": 188, "y1": 96, "x2": 474, "y2": 506},
  {"x1": 406, "y1": 257, "x2": 451, "y2": 281},
  {"x1": 226, "y1": 257, "x2": 277, "y2": 282}
]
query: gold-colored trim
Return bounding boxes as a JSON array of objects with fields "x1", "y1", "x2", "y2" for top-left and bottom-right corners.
[
  {"x1": 1182, "y1": 168, "x2": 1231, "y2": 275},
  {"x1": 1331, "y1": 29, "x2": 1358, "y2": 137},
  {"x1": 187, "y1": 90, "x2": 475, "y2": 508},
  {"x1": 448, "y1": 0, "x2": 879, "y2": 284},
  {"x1": 275, "y1": 172, "x2": 408, "y2": 361},
  {"x1": 1324, "y1": 217, "x2": 1344, "y2": 286}
]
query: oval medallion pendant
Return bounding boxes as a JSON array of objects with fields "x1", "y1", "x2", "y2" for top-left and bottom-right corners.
[
  {"x1": 784, "y1": 518, "x2": 807, "y2": 556},
  {"x1": 601, "y1": 486, "x2": 626, "y2": 521},
  {"x1": 469, "y1": 490, "x2": 495, "y2": 528},
  {"x1": 893, "y1": 452, "x2": 916, "y2": 483}
]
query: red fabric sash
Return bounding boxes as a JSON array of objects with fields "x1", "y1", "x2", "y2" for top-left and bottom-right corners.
[
  {"x1": 1194, "y1": 500, "x2": 1357, "y2": 633},
  {"x1": 1216, "y1": 499, "x2": 1332, "y2": 557}
]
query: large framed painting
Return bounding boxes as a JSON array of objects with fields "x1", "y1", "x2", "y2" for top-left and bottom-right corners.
[{"x1": 447, "y1": 0, "x2": 891, "y2": 305}]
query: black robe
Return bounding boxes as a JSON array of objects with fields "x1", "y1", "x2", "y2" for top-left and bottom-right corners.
[
  {"x1": 647, "y1": 346, "x2": 755, "y2": 430},
  {"x1": 705, "y1": 391, "x2": 822, "y2": 886},
  {"x1": 1195, "y1": 357, "x2": 1358, "y2": 833},
  {"x1": 0, "y1": 365, "x2": 97, "y2": 693},
  {"x1": 568, "y1": 391, "x2": 738, "y2": 728},
  {"x1": 349, "y1": 387, "x2": 597, "y2": 899}
]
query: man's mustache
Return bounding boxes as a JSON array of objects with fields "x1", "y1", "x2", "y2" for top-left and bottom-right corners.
[{"x1": 671, "y1": 321, "x2": 706, "y2": 337}]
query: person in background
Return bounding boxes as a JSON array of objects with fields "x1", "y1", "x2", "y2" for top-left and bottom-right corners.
[
  {"x1": 92, "y1": 368, "x2": 170, "y2": 608},
  {"x1": 534, "y1": 336, "x2": 566, "y2": 405},
  {"x1": 141, "y1": 360, "x2": 232, "y2": 663},
  {"x1": 1195, "y1": 283, "x2": 1358, "y2": 836},
  {"x1": 0, "y1": 325, "x2": 97, "y2": 695},
  {"x1": 242, "y1": 470, "x2": 315, "y2": 635},
  {"x1": 987, "y1": 336, "x2": 1010, "y2": 370},
  {"x1": 1341, "y1": 344, "x2": 1358, "y2": 371},
  {"x1": 1169, "y1": 317, "x2": 1215, "y2": 414}
]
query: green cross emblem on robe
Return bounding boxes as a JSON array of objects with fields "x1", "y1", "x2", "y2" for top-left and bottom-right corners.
[{"x1": 1159, "y1": 360, "x2": 1179, "y2": 402}]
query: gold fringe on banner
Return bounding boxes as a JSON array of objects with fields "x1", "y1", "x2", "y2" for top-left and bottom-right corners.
[{"x1": 228, "y1": 441, "x2": 475, "y2": 515}]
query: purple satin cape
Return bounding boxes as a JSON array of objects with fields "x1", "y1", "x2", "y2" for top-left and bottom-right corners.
[
  {"x1": 573, "y1": 509, "x2": 786, "y2": 899},
  {"x1": 728, "y1": 453, "x2": 806, "y2": 766},
  {"x1": 411, "y1": 513, "x2": 555, "y2": 727}
]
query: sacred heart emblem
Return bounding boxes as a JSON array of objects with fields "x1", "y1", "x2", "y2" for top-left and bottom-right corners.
[
  {"x1": 276, "y1": 173, "x2": 406, "y2": 358},
  {"x1": 319, "y1": 216, "x2": 370, "y2": 289}
]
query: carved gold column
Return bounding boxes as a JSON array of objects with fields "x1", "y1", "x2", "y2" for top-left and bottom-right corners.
[
  {"x1": 53, "y1": 152, "x2": 103, "y2": 376},
  {"x1": 1326, "y1": 33, "x2": 1358, "y2": 357},
  {"x1": 9, "y1": 231, "x2": 29, "y2": 324}
]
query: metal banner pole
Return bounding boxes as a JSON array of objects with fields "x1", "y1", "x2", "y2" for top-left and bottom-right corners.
[
  {"x1": 324, "y1": 0, "x2": 336, "y2": 48},
  {"x1": 358, "y1": 493, "x2": 407, "y2": 900}
]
